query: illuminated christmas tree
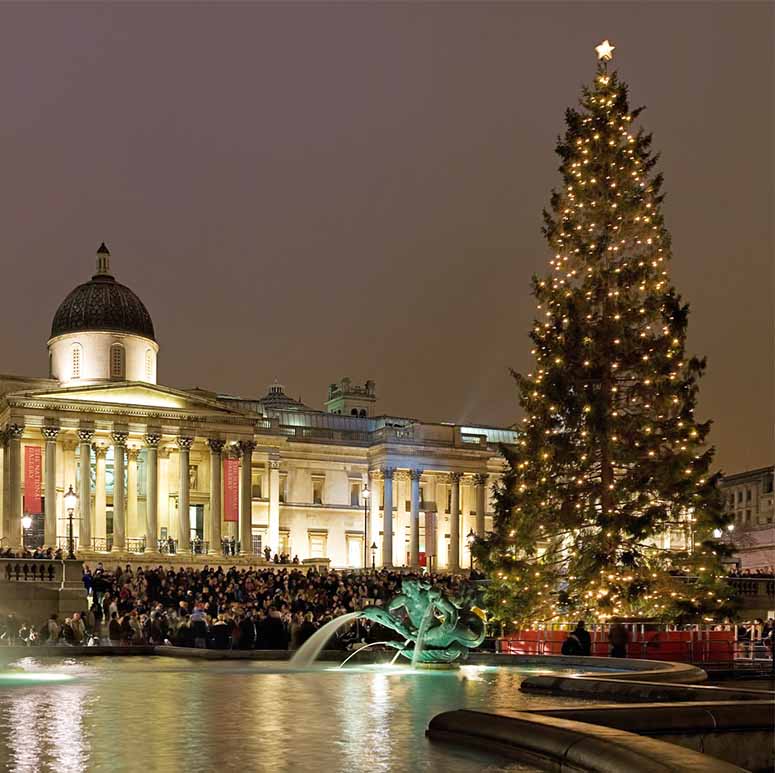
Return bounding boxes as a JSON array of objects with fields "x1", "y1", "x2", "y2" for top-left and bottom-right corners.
[{"x1": 478, "y1": 41, "x2": 735, "y2": 627}]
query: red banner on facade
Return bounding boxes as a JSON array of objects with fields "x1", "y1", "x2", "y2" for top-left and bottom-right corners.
[
  {"x1": 223, "y1": 457, "x2": 239, "y2": 522},
  {"x1": 24, "y1": 445, "x2": 43, "y2": 514}
]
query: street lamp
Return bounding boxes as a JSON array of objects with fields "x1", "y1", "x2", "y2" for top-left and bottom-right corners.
[
  {"x1": 466, "y1": 528, "x2": 476, "y2": 571},
  {"x1": 63, "y1": 484, "x2": 78, "y2": 560},
  {"x1": 361, "y1": 485, "x2": 370, "y2": 570},
  {"x1": 21, "y1": 515, "x2": 32, "y2": 530},
  {"x1": 370, "y1": 541, "x2": 377, "y2": 571}
]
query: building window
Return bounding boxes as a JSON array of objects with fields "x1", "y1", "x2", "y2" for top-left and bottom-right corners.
[
  {"x1": 110, "y1": 344, "x2": 125, "y2": 379},
  {"x1": 279, "y1": 475, "x2": 287, "y2": 503},
  {"x1": 359, "y1": 409, "x2": 367, "y2": 418},
  {"x1": 351, "y1": 409, "x2": 358, "y2": 416},
  {"x1": 145, "y1": 349, "x2": 153, "y2": 381},
  {"x1": 252, "y1": 471, "x2": 263, "y2": 499},
  {"x1": 350, "y1": 482, "x2": 361, "y2": 506},
  {"x1": 308, "y1": 531, "x2": 327, "y2": 558},
  {"x1": 736, "y1": 490, "x2": 743, "y2": 504},
  {"x1": 746, "y1": 488, "x2": 752, "y2": 502},
  {"x1": 71, "y1": 345, "x2": 82, "y2": 379},
  {"x1": 745, "y1": 509, "x2": 752, "y2": 523},
  {"x1": 764, "y1": 476, "x2": 774, "y2": 494},
  {"x1": 279, "y1": 529, "x2": 290, "y2": 555},
  {"x1": 312, "y1": 477, "x2": 323, "y2": 505}
]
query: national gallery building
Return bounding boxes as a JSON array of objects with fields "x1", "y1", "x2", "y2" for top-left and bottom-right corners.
[{"x1": 0, "y1": 245, "x2": 515, "y2": 569}]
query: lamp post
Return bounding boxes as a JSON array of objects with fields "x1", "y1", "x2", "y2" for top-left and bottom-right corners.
[
  {"x1": 63, "y1": 484, "x2": 78, "y2": 560},
  {"x1": 370, "y1": 541, "x2": 377, "y2": 571},
  {"x1": 21, "y1": 515, "x2": 32, "y2": 549},
  {"x1": 362, "y1": 485, "x2": 370, "y2": 570},
  {"x1": 466, "y1": 528, "x2": 476, "y2": 571}
]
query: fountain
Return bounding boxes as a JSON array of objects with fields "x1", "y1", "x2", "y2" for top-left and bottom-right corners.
[{"x1": 291, "y1": 579, "x2": 485, "y2": 668}]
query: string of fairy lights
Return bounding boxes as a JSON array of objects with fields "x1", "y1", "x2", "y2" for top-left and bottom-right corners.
[{"x1": 485, "y1": 41, "x2": 732, "y2": 626}]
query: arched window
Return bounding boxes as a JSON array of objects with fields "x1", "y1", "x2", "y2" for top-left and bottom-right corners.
[
  {"x1": 110, "y1": 344, "x2": 125, "y2": 379},
  {"x1": 144, "y1": 349, "x2": 153, "y2": 381},
  {"x1": 351, "y1": 408, "x2": 358, "y2": 416},
  {"x1": 359, "y1": 409, "x2": 367, "y2": 418},
  {"x1": 71, "y1": 344, "x2": 82, "y2": 380}
]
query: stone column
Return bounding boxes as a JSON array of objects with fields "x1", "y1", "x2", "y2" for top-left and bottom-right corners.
[
  {"x1": 158, "y1": 447, "x2": 170, "y2": 541},
  {"x1": 6, "y1": 424, "x2": 24, "y2": 550},
  {"x1": 381, "y1": 467, "x2": 394, "y2": 568},
  {"x1": 177, "y1": 436, "x2": 193, "y2": 552},
  {"x1": 449, "y1": 472, "x2": 462, "y2": 571},
  {"x1": 409, "y1": 468, "x2": 422, "y2": 568},
  {"x1": 127, "y1": 447, "x2": 139, "y2": 540},
  {"x1": 77, "y1": 430, "x2": 94, "y2": 551},
  {"x1": 1, "y1": 431, "x2": 8, "y2": 547},
  {"x1": 42, "y1": 426, "x2": 59, "y2": 548},
  {"x1": 208, "y1": 439, "x2": 225, "y2": 554},
  {"x1": 144, "y1": 434, "x2": 160, "y2": 552},
  {"x1": 239, "y1": 440, "x2": 256, "y2": 555},
  {"x1": 268, "y1": 453, "x2": 280, "y2": 557},
  {"x1": 111, "y1": 431, "x2": 128, "y2": 551},
  {"x1": 368, "y1": 470, "x2": 380, "y2": 564},
  {"x1": 474, "y1": 473, "x2": 488, "y2": 537},
  {"x1": 93, "y1": 444, "x2": 107, "y2": 544}
]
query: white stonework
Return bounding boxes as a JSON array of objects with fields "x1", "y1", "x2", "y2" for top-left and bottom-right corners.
[{"x1": 0, "y1": 244, "x2": 516, "y2": 568}]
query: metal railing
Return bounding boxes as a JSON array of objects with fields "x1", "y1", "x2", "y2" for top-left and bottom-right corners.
[
  {"x1": 158, "y1": 539, "x2": 179, "y2": 555},
  {"x1": 127, "y1": 538, "x2": 146, "y2": 554},
  {"x1": 191, "y1": 540, "x2": 209, "y2": 555},
  {"x1": 56, "y1": 536, "x2": 78, "y2": 550},
  {"x1": 91, "y1": 537, "x2": 113, "y2": 552}
]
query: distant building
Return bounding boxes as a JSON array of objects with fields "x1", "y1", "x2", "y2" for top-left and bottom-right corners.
[
  {"x1": 0, "y1": 244, "x2": 516, "y2": 569},
  {"x1": 720, "y1": 465, "x2": 775, "y2": 570}
]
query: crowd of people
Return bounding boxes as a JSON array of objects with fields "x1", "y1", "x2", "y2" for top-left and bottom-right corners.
[
  {"x1": 0, "y1": 546, "x2": 65, "y2": 560},
  {"x1": 727, "y1": 567, "x2": 775, "y2": 579},
  {"x1": 1, "y1": 565, "x2": 478, "y2": 651}
]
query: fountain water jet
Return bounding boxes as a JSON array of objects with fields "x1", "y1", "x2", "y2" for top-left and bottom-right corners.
[{"x1": 290, "y1": 612, "x2": 360, "y2": 667}]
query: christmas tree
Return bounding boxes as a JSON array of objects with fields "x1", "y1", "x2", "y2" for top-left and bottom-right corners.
[{"x1": 477, "y1": 41, "x2": 735, "y2": 628}]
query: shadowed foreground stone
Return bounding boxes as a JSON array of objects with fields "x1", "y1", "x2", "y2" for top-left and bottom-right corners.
[{"x1": 427, "y1": 709, "x2": 747, "y2": 772}]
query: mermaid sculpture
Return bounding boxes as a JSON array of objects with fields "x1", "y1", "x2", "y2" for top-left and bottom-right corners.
[{"x1": 359, "y1": 579, "x2": 485, "y2": 663}]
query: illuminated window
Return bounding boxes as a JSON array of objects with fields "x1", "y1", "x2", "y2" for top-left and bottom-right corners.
[
  {"x1": 110, "y1": 344, "x2": 125, "y2": 378},
  {"x1": 71, "y1": 345, "x2": 82, "y2": 379},
  {"x1": 145, "y1": 349, "x2": 153, "y2": 381}
]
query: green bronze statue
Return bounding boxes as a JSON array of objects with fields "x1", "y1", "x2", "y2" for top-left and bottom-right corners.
[{"x1": 359, "y1": 579, "x2": 485, "y2": 663}]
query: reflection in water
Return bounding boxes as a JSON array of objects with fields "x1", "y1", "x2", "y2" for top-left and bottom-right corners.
[{"x1": 0, "y1": 658, "x2": 572, "y2": 773}]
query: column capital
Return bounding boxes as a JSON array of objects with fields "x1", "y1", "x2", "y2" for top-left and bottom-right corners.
[
  {"x1": 127, "y1": 447, "x2": 140, "y2": 461},
  {"x1": 77, "y1": 429, "x2": 95, "y2": 443},
  {"x1": 92, "y1": 444, "x2": 108, "y2": 459},
  {"x1": 269, "y1": 458, "x2": 281, "y2": 470},
  {"x1": 158, "y1": 446, "x2": 172, "y2": 460},
  {"x1": 144, "y1": 433, "x2": 162, "y2": 448},
  {"x1": 41, "y1": 426, "x2": 60, "y2": 441},
  {"x1": 111, "y1": 431, "x2": 128, "y2": 446},
  {"x1": 474, "y1": 473, "x2": 489, "y2": 485},
  {"x1": 368, "y1": 468, "x2": 382, "y2": 481},
  {"x1": 381, "y1": 466, "x2": 395, "y2": 480},
  {"x1": 409, "y1": 468, "x2": 424, "y2": 481},
  {"x1": 208, "y1": 438, "x2": 226, "y2": 454},
  {"x1": 238, "y1": 439, "x2": 257, "y2": 456},
  {"x1": 6, "y1": 423, "x2": 24, "y2": 440},
  {"x1": 450, "y1": 471, "x2": 463, "y2": 483},
  {"x1": 61, "y1": 436, "x2": 78, "y2": 452},
  {"x1": 176, "y1": 436, "x2": 194, "y2": 450}
]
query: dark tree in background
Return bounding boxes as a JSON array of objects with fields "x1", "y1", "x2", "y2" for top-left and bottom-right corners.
[{"x1": 477, "y1": 43, "x2": 735, "y2": 628}]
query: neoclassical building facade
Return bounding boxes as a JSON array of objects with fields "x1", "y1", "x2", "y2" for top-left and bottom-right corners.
[{"x1": 0, "y1": 245, "x2": 516, "y2": 569}]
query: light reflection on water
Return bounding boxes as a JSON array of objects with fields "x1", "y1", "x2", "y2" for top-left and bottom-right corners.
[{"x1": 0, "y1": 658, "x2": 582, "y2": 773}]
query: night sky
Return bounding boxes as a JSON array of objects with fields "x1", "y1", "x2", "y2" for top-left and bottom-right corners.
[{"x1": 0, "y1": 3, "x2": 771, "y2": 473}]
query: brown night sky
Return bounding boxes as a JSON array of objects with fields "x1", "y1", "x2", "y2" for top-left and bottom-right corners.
[{"x1": 0, "y1": 2, "x2": 771, "y2": 473}]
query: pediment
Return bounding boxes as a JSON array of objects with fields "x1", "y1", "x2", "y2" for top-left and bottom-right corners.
[{"x1": 9, "y1": 381, "x2": 248, "y2": 417}]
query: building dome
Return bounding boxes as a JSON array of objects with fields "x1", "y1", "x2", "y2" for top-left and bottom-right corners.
[
  {"x1": 50, "y1": 243, "x2": 155, "y2": 341},
  {"x1": 48, "y1": 244, "x2": 159, "y2": 386}
]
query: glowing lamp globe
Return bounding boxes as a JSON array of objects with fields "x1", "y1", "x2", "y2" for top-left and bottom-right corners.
[
  {"x1": 64, "y1": 485, "x2": 78, "y2": 513},
  {"x1": 21, "y1": 515, "x2": 32, "y2": 530}
]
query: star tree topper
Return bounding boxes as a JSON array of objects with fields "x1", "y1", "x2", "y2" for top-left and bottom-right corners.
[{"x1": 595, "y1": 39, "x2": 615, "y2": 62}]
